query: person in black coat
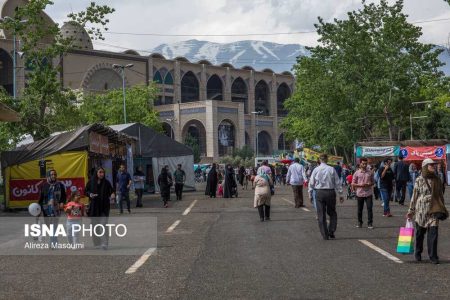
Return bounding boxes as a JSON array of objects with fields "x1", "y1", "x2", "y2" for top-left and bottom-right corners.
[
  {"x1": 393, "y1": 155, "x2": 410, "y2": 205},
  {"x1": 158, "y1": 167, "x2": 171, "y2": 208},
  {"x1": 223, "y1": 164, "x2": 237, "y2": 198},
  {"x1": 85, "y1": 167, "x2": 115, "y2": 249},
  {"x1": 205, "y1": 163, "x2": 219, "y2": 198},
  {"x1": 238, "y1": 165, "x2": 246, "y2": 187}
]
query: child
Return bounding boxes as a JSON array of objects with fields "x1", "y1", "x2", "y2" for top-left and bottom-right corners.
[
  {"x1": 64, "y1": 190, "x2": 85, "y2": 246},
  {"x1": 217, "y1": 180, "x2": 224, "y2": 198}
]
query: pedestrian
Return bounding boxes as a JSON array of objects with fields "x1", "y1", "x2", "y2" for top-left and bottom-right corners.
[
  {"x1": 238, "y1": 165, "x2": 246, "y2": 189},
  {"x1": 407, "y1": 163, "x2": 419, "y2": 201},
  {"x1": 394, "y1": 155, "x2": 409, "y2": 205},
  {"x1": 281, "y1": 164, "x2": 288, "y2": 185},
  {"x1": 257, "y1": 160, "x2": 272, "y2": 176},
  {"x1": 406, "y1": 159, "x2": 448, "y2": 264},
  {"x1": 378, "y1": 158, "x2": 394, "y2": 217},
  {"x1": 254, "y1": 168, "x2": 273, "y2": 222},
  {"x1": 223, "y1": 164, "x2": 237, "y2": 198},
  {"x1": 133, "y1": 166, "x2": 145, "y2": 207},
  {"x1": 85, "y1": 167, "x2": 115, "y2": 250},
  {"x1": 251, "y1": 167, "x2": 257, "y2": 189},
  {"x1": 308, "y1": 154, "x2": 344, "y2": 240},
  {"x1": 173, "y1": 164, "x2": 186, "y2": 200},
  {"x1": 116, "y1": 164, "x2": 132, "y2": 214},
  {"x1": 39, "y1": 169, "x2": 67, "y2": 247},
  {"x1": 158, "y1": 167, "x2": 171, "y2": 208},
  {"x1": 334, "y1": 162, "x2": 343, "y2": 184},
  {"x1": 64, "y1": 189, "x2": 85, "y2": 247},
  {"x1": 352, "y1": 158, "x2": 374, "y2": 229},
  {"x1": 286, "y1": 157, "x2": 306, "y2": 208},
  {"x1": 372, "y1": 165, "x2": 380, "y2": 201},
  {"x1": 205, "y1": 163, "x2": 218, "y2": 198}
]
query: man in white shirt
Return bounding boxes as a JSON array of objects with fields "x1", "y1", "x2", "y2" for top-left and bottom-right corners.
[
  {"x1": 308, "y1": 154, "x2": 344, "y2": 240},
  {"x1": 286, "y1": 158, "x2": 306, "y2": 208}
]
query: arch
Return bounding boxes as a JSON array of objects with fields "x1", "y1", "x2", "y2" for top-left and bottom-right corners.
[
  {"x1": 242, "y1": 65, "x2": 255, "y2": 71},
  {"x1": 218, "y1": 119, "x2": 236, "y2": 156},
  {"x1": 278, "y1": 133, "x2": 291, "y2": 151},
  {"x1": 182, "y1": 119, "x2": 207, "y2": 156},
  {"x1": 277, "y1": 82, "x2": 291, "y2": 117},
  {"x1": 174, "y1": 56, "x2": 190, "y2": 63},
  {"x1": 281, "y1": 71, "x2": 293, "y2": 76},
  {"x1": 164, "y1": 72, "x2": 174, "y2": 85},
  {"x1": 181, "y1": 71, "x2": 200, "y2": 103},
  {"x1": 150, "y1": 53, "x2": 166, "y2": 59},
  {"x1": 153, "y1": 70, "x2": 163, "y2": 84},
  {"x1": 123, "y1": 49, "x2": 140, "y2": 56},
  {"x1": 255, "y1": 80, "x2": 270, "y2": 116},
  {"x1": 197, "y1": 59, "x2": 212, "y2": 65},
  {"x1": 262, "y1": 68, "x2": 274, "y2": 73},
  {"x1": 81, "y1": 62, "x2": 124, "y2": 92},
  {"x1": 162, "y1": 122, "x2": 174, "y2": 139},
  {"x1": 220, "y1": 63, "x2": 234, "y2": 68},
  {"x1": 206, "y1": 74, "x2": 223, "y2": 100},
  {"x1": 231, "y1": 77, "x2": 248, "y2": 113},
  {"x1": 245, "y1": 131, "x2": 251, "y2": 146},
  {"x1": 258, "y1": 131, "x2": 273, "y2": 156},
  {"x1": 0, "y1": 48, "x2": 13, "y2": 96}
]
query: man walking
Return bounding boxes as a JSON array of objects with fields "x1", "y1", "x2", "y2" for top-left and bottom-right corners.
[
  {"x1": 334, "y1": 162, "x2": 343, "y2": 185},
  {"x1": 309, "y1": 154, "x2": 344, "y2": 240},
  {"x1": 352, "y1": 158, "x2": 374, "y2": 229},
  {"x1": 394, "y1": 155, "x2": 409, "y2": 205},
  {"x1": 117, "y1": 163, "x2": 132, "y2": 214},
  {"x1": 173, "y1": 164, "x2": 186, "y2": 200},
  {"x1": 286, "y1": 158, "x2": 306, "y2": 208}
]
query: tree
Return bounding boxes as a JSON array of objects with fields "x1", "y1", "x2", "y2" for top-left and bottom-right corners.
[
  {"x1": 78, "y1": 84, "x2": 162, "y2": 131},
  {"x1": 232, "y1": 145, "x2": 254, "y2": 160},
  {"x1": 0, "y1": 0, "x2": 114, "y2": 141},
  {"x1": 184, "y1": 133, "x2": 201, "y2": 163},
  {"x1": 283, "y1": 0, "x2": 448, "y2": 157}
]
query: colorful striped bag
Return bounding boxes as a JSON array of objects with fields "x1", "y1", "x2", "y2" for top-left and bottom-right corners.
[{"x1": 396, "y1": 220, "x2": 414, "y2": 254}]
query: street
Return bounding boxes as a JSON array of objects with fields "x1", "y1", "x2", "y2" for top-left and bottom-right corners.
[{"x1": 1, "y1": 184, "x2": 450, "y2": 300}]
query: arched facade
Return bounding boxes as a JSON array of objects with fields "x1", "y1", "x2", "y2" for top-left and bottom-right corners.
[
  {"x1": 277, "y1": 83, "x2": 291, "y2": 117},
  {"x1": 182, "y1": 119, "x2": 207, "y2": 156},
  {"x1": 207, "y1": 74, "x2": 223, "y2": 100},
  {"x1": 231, "y1": 77, "x2": 248, "y2": 113},
  {"x1": 218, "y1": 119, "x2": 235, "y2": 156},
  {"x1": 81, "y1": 63, "x2": 124, "y2": 93},
  {"x1": 277, "y1": 133, "x2": 291, "y2": 151},
  {"x1": 255, "y1": 80, "x2": 270, "y2": 116},
  {"x1": 162, "y1": 122, "x2": 174, "y2": 139},
  {"x1": 258, "y1": 131, "x2": 273, "y2": 156},
  {"x1": 180, "y1": 71, "x2": 200, "y2": 103},
  {"x1": 0, "y1": 48, "x2": 13, "y2": 95}
]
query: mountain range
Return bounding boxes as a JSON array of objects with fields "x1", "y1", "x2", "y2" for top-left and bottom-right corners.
[{"x1": 150, "y1": 39, "x2": 450, "y2": 76}]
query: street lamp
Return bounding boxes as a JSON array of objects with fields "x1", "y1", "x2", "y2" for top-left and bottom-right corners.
[
  {"x1": 251, "y1": 111, "x2": 263, "y2": 157},
  {"x1": 112, "y1": 63, "x2": 134, "y2": 123},
  {"x1": 0, "y1": 17, "x2": 28, "y2": 100}
]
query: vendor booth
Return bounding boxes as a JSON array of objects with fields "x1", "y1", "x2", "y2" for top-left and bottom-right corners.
[
  {"x1": 1, "y1": 123, "x2": 135, "y2": 209},
  {"x1": 110, "y1": 123, "x2": 195, "y2": 193}
]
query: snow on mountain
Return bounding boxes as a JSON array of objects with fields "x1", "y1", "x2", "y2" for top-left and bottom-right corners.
[{"x1": 150, "y1": 39, "x2": 450, "y2": 76}]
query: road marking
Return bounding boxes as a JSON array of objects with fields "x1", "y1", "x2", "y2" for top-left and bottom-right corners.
[
  {"x1": 182, "y1": 200, "x2": 198, "y2": 216},
  {"x1": 281, "y1": 197, "x2": 295, "y2": 205},
  {"x1": 359, "y1": 240, "x2": 403, "y2": 264},
  {"x1": 302, "y1": 207, "x2": 311, "y2": 212},
  {"x1": 166, "y1": 220, "x2": 181, "y2": 233},
  {"x1": 125, "y1": 247, "x2": 156, "y2": 274}
]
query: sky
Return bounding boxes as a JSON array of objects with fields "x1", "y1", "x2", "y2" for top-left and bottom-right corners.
[{"x1": 44, "y1": 0, "x2": 450, "y2": 52}]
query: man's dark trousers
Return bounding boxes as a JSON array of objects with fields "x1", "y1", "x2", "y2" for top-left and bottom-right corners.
[
  {"x1": 356, "y1": 196, "x2": 373, "y2": 225},
  {"x1": 396, "y1": 180, "x2": 407, "y2": 204},
  {"x1": 316, "y1": 189, "x2": 337, "y2": 239},
  {"x1": 175, "y1": 183, "x2": 184, "y2": 200}
]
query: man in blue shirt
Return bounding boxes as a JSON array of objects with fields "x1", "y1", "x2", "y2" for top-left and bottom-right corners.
[{"x1": 117, "y1": 163, "x2": 132, "y2": 214}]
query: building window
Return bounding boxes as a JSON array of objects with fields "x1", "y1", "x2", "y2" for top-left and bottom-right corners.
[
  {"x1": 231, "y1": 77, "x2": 248, "y2": 114},
  {"x1": 153, "y1": 71, "x2": 163, "y2": 84},
  {"x1": 181, "y1": 71, "x2": 199, "y2": 103},
  {"x1": 164, "y1": 72, "x2": 174, "y2": 85},
  {"x1": 255, "y1": 80, "x2": 270, "y2": 116},
  {"x1": 207, "y1": 74, "x2": 223, "y2": 100}
]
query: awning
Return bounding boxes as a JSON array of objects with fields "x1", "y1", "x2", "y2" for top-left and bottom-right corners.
[{"x1": 0, "y1": 103, "x2": 20, "y2": 122}]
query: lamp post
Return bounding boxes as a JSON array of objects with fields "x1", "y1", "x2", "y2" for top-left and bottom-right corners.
[
  {"x1": 112, "y1": 63, "x2": 134, "y2": 123},
  {"x1": 251, "y1": 111, "x2": 263, "y2": 157},
  {"x1": 0, "y1": 17, "x2": 28, "y2": 100}
]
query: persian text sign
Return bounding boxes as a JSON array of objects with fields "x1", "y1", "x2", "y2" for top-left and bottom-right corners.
[
  {"x1": 356, "y1": 146, "x2": 400, "y2": 157},
  {"x1": 89, "y1": 132, "x2": 109, "y2": 155},
  {"x1": 10, "y1": 177, "x2": 85, "y2": 201},
  {"x1": 400, "y1": 146, "x2": 446, "y2": 161}
]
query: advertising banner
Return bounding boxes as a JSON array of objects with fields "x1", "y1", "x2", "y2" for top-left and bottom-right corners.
[
  {"x1": 303, "y1": 148, "x2": 343, "y2": 165},
  {"x1": 399, "y1": 146, "x2": 446, "y2": 161},
  {"x1": 6, "y1": 151, "x2": 88, "y2": 208},
  {"x1": 356, "y1": 146, "x2": 400, "y2": 158},
  {"x1": 89, "y1": 132, "x2": 109, "y2": 155}
]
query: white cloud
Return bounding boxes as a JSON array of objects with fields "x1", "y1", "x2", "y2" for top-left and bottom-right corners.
[{"x1": 45, "y1": 0, "x2": 450, "y2": 51}]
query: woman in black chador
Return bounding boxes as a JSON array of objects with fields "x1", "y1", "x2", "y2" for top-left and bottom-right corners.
[
  {"x1": 205, "y1": 163, "x2": 219, "y2": 198},
  {"x1": 223, "y1": 164, "x2": 237, "y2": 198}
]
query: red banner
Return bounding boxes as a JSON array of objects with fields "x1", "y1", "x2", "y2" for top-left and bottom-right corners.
[
  {"x1": 399, "y1": 146, "x2": 446, "y2": 161},
  {"x1": 10, "y1": 177, "x2": 86, "y2": 201}
]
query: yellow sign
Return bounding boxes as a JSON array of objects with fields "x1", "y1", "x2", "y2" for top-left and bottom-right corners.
[{"x1": 303, "y1": 148, "x2": 343, "y2": 165}]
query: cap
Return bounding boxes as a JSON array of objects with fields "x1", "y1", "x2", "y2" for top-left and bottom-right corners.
[{"x1": 422, "y1": 158, "x2": 436, "y2": 168}]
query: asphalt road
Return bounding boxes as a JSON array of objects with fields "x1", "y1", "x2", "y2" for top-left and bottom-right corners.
[{"x1": 1, "y1": 184, "x2": 450, "y2": 300}]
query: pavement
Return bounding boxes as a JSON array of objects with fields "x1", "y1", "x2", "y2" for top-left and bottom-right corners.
[{"x1": 1, "y1": 184, "x2": 450, "y2": 299}]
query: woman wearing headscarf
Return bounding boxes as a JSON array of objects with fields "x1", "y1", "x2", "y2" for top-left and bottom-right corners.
[
  {"x1": 158, "y1": 167, "x2": 171, "y2": 208},
  {"x1": 205, "y1": 163, "x2": 219, "y2": 198},
  {"x1": 407, "y1": 159, "x2": 448, "y2": 264},
  {"x1": 85, "y1": 167, "x2": 115, "y2": 249},
  {"x1": 238, "y1": 165, "x2": 246, "y2": 188},
  {"x1": 254, "y1": 168, "x2": 273, "y2": 221},
  {"x1": 223, "y1": 164, "x2": 237, "y2": 198}
]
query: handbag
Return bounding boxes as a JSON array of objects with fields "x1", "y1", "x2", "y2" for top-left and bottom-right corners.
[{"x1": 397, "y1": 219, "x2": 414, "y2": 254}]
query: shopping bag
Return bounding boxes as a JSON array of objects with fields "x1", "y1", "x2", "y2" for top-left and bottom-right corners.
[{"x1": 396, "y1": 220, "x2": 414, "y2": 254}]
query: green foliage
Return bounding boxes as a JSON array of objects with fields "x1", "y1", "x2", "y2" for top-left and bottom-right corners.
[
  {"x1": 79, "y1": 84, "x2": 162, "y2": 131},
  {"x1": 184, "y1": 134, "x2": 201, "y2": 163},
  {"x1": 232, "y1": 145, "x2": 254, "y2": 160},
  {"x1": 220, "y1": 146, "x2": 255, "y2": 167},
  {"x1": 283, "y1": 0, "x2": 448, "y2": 156}
]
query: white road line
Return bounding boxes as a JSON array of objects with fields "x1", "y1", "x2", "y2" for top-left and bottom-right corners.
[
  {"x1": 281, "y1": 197, "x2": 295, "y2": 205},
  {"x1": 302, "y1": 207, "x2": 311, "y2": 212},
  {"x1": 182, "y1": 200, "x2": 198, "y2": 216},
  {"x1": 125, "y1": 247, "x2": 157, "y2": 274},
  {"x1": 166, "y1": 220, "x2": 181, "y2": 233},
  {"x1": 359, "y1": 240, "x2": 403, "y2": 264}
]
